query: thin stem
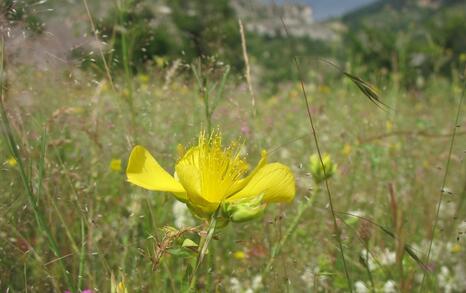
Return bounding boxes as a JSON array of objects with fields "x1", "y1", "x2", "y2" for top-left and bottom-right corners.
[
  {"x1": 276, "y1": 12, "x2": 353, "y2": 291},
  {"x1": 419, "y1": 68, "x2": 465, "y2": 291},
  {"x1": 203, "y1": 89, "x2": 212, "y2": 134},
  {"x1": 364, "y1": 244, "x2": 375, "y2": 293},
  {"x1": 78, "y1": 218, "x2": 86, "y2": 291},
  {"x1": 264, "y1": 191, "x2": 317, "y2": 275},
  {"x1": 238, "y1": 19, "x2": 257, "y2": 117},
  {"x1": 81, "y1": 0, "x2": 114, "y2": 90},
  {"x1": 0, "y1": 37, "x2": 75, "y2": 292},
  {"x1": 189, "y1": 208, "x2": 220, "y2": 291}
]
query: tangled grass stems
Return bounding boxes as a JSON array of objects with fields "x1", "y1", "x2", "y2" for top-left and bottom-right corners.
[
  {"x1": 192, "y1": 61, "x2": 230, "y2": 134},
  {"x1": 263, "y1": 191, "x2": 318, "y2": 275},
  {"x1": 275, "y1": 9, "x2": 353, "y2": 291},
  {"x1": 81, "y1": 0, "x2": 114, "y2": 91},
  {"x1": 419, "y1": 67, "x2": 466, "y2": 291},
  {"x1": 0, "y1": 38, "x2": 76, "y2": 292},
  {"x1": 189, "y1": 208, "x2": 220, "y2": 291}
]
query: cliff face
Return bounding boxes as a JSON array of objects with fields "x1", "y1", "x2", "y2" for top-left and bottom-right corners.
[{"x1": 231, "y1": 0, "x2": 338, "y2": 40}]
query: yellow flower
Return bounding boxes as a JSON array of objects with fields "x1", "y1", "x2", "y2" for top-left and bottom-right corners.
[
  {"x1": 386, "y1": 121, "x2": 393, "y2": 132},
  {"x1": 309, "y1": 153, "x2": 336, "y2": 184},
  {"x1": 233, "y1": 250, "x2": 246, "y2": 260},
  {"x1": 137, "y1": 74, "x2": 150, "y2": 84},
  {"x1": 111, "y1": 273, "x2": 128, "y2": 293},
  {"x1": 6, "y1": 157, "x2": 17, "y2": 167},
  {"x1": 341, "y1": 144, "x2": 352, "y2": 157},
  {"x1": 451, "y1": 243, "x2": 462, "y2": 254},
  {"x1": 154, "y1": 56, "x2": 166, "y2": 68},
  {"x1": 110, "y1": 159, "x2": 122, "y2": 172},
  {"x1": 126, "y1": 131, "x2": 295, "y2": 219}
]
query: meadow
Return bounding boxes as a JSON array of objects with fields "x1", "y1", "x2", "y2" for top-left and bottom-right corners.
[{"x1": 1, "y1": 1, "x2": 466, "y2": 292}]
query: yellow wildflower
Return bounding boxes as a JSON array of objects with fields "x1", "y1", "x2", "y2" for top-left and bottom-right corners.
[
  {"x1": 154, "y1": 56, "x2": 166, "y2": 68},
  {"x1": 233, "y1": 250, "x2": 246, "y2": 260},
  {"x1": 137, "y1": 74, "x2": 150, "y2": 84},
  {"x1": 459, "y1": 52, "x2": 466, "y2": 63},
  {"x1": 6, "y1": 157, "x2": 17, "y2": 167},
  {"x1": 309, "y1": 153, "x2": 336, "y2": 184},
  {"x1": 386, "y1": 121, "x2": 393, "y2": 132},
  {"x1": 451, "y1": 243, "x2": 462, "y2": 254},
  {"x1": 116, "y1": 281, "x2": 127, "y2": 293},
  {"x1": 341, "y1": 144, "x2": 352, "y2": 157},
  {"x1": 389, "y1": 142, "x2": 402, "y2": 152},
  {"x1": 110, "y1": 159, "x2": 122, "y2": 172},
  {"x1": 319, "y1": 84, "x2": 330, "y2": 94},
  {"x1": 126, "y1": 131, "x2": 295, "y2": 219}
]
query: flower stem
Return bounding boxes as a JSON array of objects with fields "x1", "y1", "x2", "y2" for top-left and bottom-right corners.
[
  {"x1": 264, "y1": 191, "x2": 318, "y2": 275},
  {"x1": 189, "y1": 208, "x2": 220, "y2": 291}
]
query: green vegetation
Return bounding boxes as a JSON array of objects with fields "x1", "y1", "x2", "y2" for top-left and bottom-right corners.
[
  {"x1": 343, "y1": 0, "x2": 466, "y2": 88},
  {"x1": 1, "y1": 0, "x2": 465, "y2": 292}
]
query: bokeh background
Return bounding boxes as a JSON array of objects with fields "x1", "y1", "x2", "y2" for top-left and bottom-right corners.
[{"x1": 1, "y1": 0, "x2": 465, "y2": 292}]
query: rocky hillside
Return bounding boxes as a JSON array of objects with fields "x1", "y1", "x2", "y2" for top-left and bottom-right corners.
[{"x1": 232, "y1": 0, "x2": 339, "y2": 40}]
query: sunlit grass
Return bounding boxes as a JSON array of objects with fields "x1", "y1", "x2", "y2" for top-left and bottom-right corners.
[{"x1": 1, "y1": 57, "x2": 465, "y2": 291}]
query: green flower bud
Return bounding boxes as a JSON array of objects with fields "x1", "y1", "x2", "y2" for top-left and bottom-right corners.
[
  {"x1": 309, "y1": 153, "x2": 336, "y2": 184},
  {"x1": 222, "y1": 195, "x2": 266, "y2": 223}
]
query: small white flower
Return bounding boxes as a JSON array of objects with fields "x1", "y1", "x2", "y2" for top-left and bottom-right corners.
[
  {"x1": 172, "y1": 201, "x2": 194, "y2": 228},
  {"x1": 439, "y1": 200, "x2": 456, "y2": 219},
  {"x1": 438, "y1": 266, "x2": 458, "y2": 293},
  {"x1": 383, "y1": 280, "x2": 396, "y2": 293},
  {"x1": 379, "y1": 248, "x2": 396, "y2": 266},
  {"x1": 229, "y1": 277, "x2": 242, "y2": 293},
  {"x1": 301, "y1": 266, "x2": 329, "y2": 290},
  {"x1": 453, "y1": 263, "x2": 466, "y2": 290},
  {"x1": 360, "y1": 249, "x2": 377, "y2": 271},
  {"x1": 354, "y1": 280, "x2": 369, "y2": 293},
  {"x1": 301, "y1": 268, "x2": 315, "y2": 289},
  {"x1": 251, "y1": 275, "x2": 263, "y2": 290},
  {"x1": 348, "y1": 210, "x2": 365, "y2": 217}
]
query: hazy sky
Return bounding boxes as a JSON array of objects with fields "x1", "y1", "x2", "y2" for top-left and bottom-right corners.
[{"x1": 275, "y1": 0, "x2": 377, "y2": 20}]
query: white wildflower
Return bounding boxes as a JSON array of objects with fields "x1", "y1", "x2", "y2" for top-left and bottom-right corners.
[
  {"x1": 453, "y1": 263, "x2": 466, "y2": 290},
  {"x1": 360, "y1": 249, "x2": 377, "y2": 271},
  {"x1": 229, "y1": 277, "x2": 242, "y2": 293},
  {"x1": 251, "y1": 275, "x2": 263, "y2": 290},
  {"x1": 172, "y1": 201, "x2": 194, "y2": 228},
  {"x1": 354, "y1": 280, "x2": 369, "y2": 293},
  {"x1": 379, "y1": 248, "x2": 396, "y2": 266},
  {"x1": 383, "y1": 280, "x2": 396, "y2": 293},
  {"x1": 301, "y1": 266, "x2": 328, "y2": 290},
  {"x1": 438, "y1": 266, "x2": 457, "y2": 293},
  {"x1": 301, "y1": 268, "x2": 315, "y2": 289},
  {"x1": 348, "y1": 210, "x2": 365, "y2": 217}
]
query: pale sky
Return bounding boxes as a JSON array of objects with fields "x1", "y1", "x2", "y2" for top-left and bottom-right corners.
[{"x1": 273, "y1": 0, "x2": 377, "y2": 21}]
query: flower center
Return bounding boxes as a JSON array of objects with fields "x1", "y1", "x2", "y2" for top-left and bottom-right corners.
[{"x1": 179, "y1": 131, "x2": 248, "y2": 202}]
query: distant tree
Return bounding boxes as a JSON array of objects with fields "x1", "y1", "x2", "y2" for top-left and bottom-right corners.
[
  {"x1": 343, "y1": 1, "x2": 466, "y2": 88},
  {"x1": 78, "y1": 0, "x2": 243, "y2": 74},
  {"x1": 90, "y1": 0, "x2": 178, "y2": 73},
  {"x1": 168, "y1": 0, "x2": 243, "y2": 71}
]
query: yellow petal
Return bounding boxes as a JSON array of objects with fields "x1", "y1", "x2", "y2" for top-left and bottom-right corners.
[
  {"x1": 227, "y1": 163, "x2": 295, "y2": 203},
  {"x1": 126, "y1": 146, "x2": 186, "y2": 195},
  {"x1": 227, "y1": 150, "x2": 268, "y2": 196},
  {"x1": 175, "y1": 163, "x2": 220, "y2": 215}
]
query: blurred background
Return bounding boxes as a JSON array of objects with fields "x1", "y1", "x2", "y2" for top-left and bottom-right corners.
[
  {"x1": 1, "y1": 0, "x2": 466, "y2": 292},
  {"x1": 3, "y1": 0, "x2": 466, "y2": 87}
]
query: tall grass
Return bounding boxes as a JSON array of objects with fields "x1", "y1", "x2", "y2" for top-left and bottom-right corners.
[
  {"x1": 1, "y1": 1, "x2": 466, "y2": 292},
  {"x1": 419, "y1": 66, "x2": 466, "y2": 291},
  {"x1": 0, "y1": 38, "x2": 75, "y2": 292}
]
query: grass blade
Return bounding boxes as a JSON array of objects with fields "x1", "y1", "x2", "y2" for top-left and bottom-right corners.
[
  {"x1": 274, "y1": 6, "x2": 353, "y2": 291},
  {"x1": 419, "y1": 67, "x2": 466, "y2": 290}
]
